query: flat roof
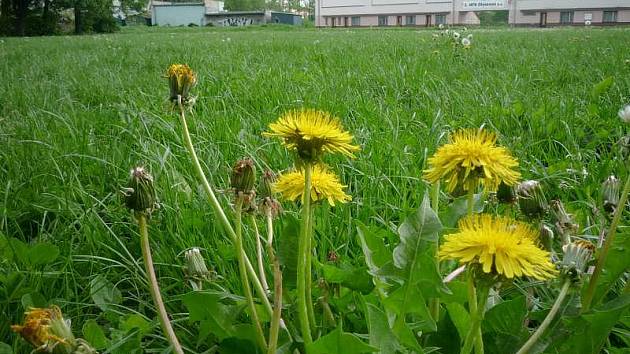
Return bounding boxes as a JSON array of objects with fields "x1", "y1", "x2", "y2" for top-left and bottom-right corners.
[
  {"x1": 205, "y1": 10, "x2": 301, "y2": 16},
  {"x1": 153, "y1": 3, "x2": 204, "y2": 7}
]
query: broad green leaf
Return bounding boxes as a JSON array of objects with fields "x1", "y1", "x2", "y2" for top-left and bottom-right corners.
[
  {"x1": 365, "y1": 302, "x2": 403, "y2": 354},
  {"x1": 0, "y1": 237, "x2": 29, "y2": 265},
  {"x1": 384, "y1": 286, "x2": 435, "y2": 332},
  {"x1": 183, "y1": 291, "x2": 238, "y2": 341},
  {"x1": 445, "y1": 303, "x2": 469, "y2": 343},
  {"x1": 82, "y1": 319, "x2": 110, "y2": 349},
  {"x1": 322, "y1": 263, "x2": 374, "y2": 294},
  {"x1": 543, "y1": 294, "x2": 630, "y2": 354},
  {"x1": 306, "y1": 324, "x2": 378, "y2": 354},
  {"x1": 21, "y1": 292, "x2": 47, "y2": 308},
  {"x1": 109, "y1": 327, "x2": 142, "y2": 354},
  {"x1": 583, "y1": 231, "x2": 630, "y2": 307},
  {"x1": 28, "y1": 242, "x2": 59, "y2": 267},
  {"x1": 277, "y1": 215, "x2": 300, "y2": 288},
  {"x1": 120, "y1": 314, "x2": 151, "y2": 336},
  {"x1": 590, "y1": 76, "x2": 614, "y2": 100},
  {"x1": 219, "y1": 337, "x2": 260, "y2": 354},
  {"x1": 90, "y1": 275, "x2": 122, "y2": 312},
  {"x1": 483, "y1": 296, "x2": 529, "y2": 354},
  {"x1": 0, "y1": 343, "x2": 12, "y2": 354},
  {"x1": 356, "y1": 222, "x2": 397, "y2": 297},
  {"x1": 441, "y1": 194, "x2": 484, "y2": 229}
]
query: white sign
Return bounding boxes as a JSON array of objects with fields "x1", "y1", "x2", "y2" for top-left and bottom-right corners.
[
  {"x1": 584, "y1": 13, "x2": 593, "y2": 20},
  {"x1": 462, "y1": 1, "x2": 505, "y2": 9}
]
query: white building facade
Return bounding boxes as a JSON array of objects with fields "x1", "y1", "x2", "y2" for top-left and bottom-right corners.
[{"x1": 315, "y1": 0, "x2": 630, "y2": 27}]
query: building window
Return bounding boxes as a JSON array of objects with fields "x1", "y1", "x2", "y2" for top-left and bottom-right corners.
[
  {"x1": 351, "y1": 16, "x2": 360, "y2": 26},
  {"x1": 603, "y1": 11, "x2": 617, "y2": 23},
  {"x1": 378, "y1": 16, "x2": 388, "y2": 26},
  {"x1": 406, "y1": 15, "x2": 415, "y2": 25},
  {"x1": 435, "y1": 14, "x2": 446, "y2": 25},
  {"x1": 560, "y1": 11, "x2": 574, "y2": 24}
]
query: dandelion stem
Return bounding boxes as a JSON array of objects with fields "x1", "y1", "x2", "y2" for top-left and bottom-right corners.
[
  {"x1": 176, "y1": 99, "x2": 272, "y2": 316},
  {"x1": 429, "y1": 182, "x2": 441, "y2": 322},
  {"x1": 235, "y1": 197, "x2": 268, "y2": 351},
  {"x1": 461, "y1": 273, "x2": 488, "y2": 354},
  {"x1": 305, "y1": 207, "x2": 317, "y2": 333},
  {"x1": 582, "y1": 172, "x2": 630, "y2": 311},
  {"x1": 516, "y1": 279, "x2": 571, "y2": 354},
  {"x1": 297, "y1": 162, "x2": 314, "y2": 346},
  {"x1": 467, "y1": 189, "x2": 475, "y2": 217},
  {"x1": 137, "y1": 214, "x2": 184, "y2": 354},
  {"x1": 266, "y1": 211, "x2": 283, "y2": 354},
  {"x1": 251, "y1": 215, "x2": 270, "y2": 295}
]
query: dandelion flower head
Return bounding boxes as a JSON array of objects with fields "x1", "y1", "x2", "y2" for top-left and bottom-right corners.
[
  {"x1": 263, "y1": 109, "x2": 359, "y2": 162},
  {"x1": 423, "y1": 129, "x2": 521, "y2": 193},
  {"x1": 439, "y1": 214, "x2": 557, "y2": 280},
  {"x1": 11, "y1": 306, "x2": 67, "y2": 349},
  {"x1": 273, "y1": 164, "x2": 351, "y2": 206}
]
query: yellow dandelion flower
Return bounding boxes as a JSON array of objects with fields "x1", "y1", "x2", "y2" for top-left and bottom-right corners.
[
  {"x1": 11, "y1": 306, "x2": 68, "y2": 349},
  {"x1": 439, "y1": 214, "x2": 557, "y2": 280},
  {"x1": 166, "y1": 64, "x2": 196, "y2": 102},
  {"x1": 423, "y1": 129, "x2": 520, "y2": 193},
  {"x1": 263, "y1": 109, "x2": 360, "y2": 162},
  {"x1": 273, "y1": 164, "x2": 351, "y2": 206}
]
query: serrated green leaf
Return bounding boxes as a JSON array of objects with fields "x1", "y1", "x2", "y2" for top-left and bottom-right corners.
[
  {"x1": 120, "y1": 314, "x2": 151, "y2": 336},
  {"x1": 183, "y1": 291, "x2": 238, "y2": 341},
  {"x1": 590, "y1": 76, "x2": 614, "y2": 100},
  {"x1": 366, "y1": 302, "x2": 403, "y2": 354},
  {"x1": 445, "y1": 303, "x2": 469, "y2": 343},
  {"x1": 321, "y1": 263, "x2": 374, "y2": 294},
  {"x1": 483, "y1": 296, "x2": 529, "y2": 354},
  {"x1": 90, "y1": 275, "x2": 122, "y2": 312},
  {"x1": 306, "y1": 324, "x2": 378, "y2": 354},
  {"x1": 82, "y1": 319, "x2": 110, "y2": 349},
  {"x1": 28, "y1": 242, "x2": 59, "y2": 267},
  {"x1": 277, "y1": 215, "x2": 300, "y2": 288},
  {"x1": 21, "y1": 292, "x2": 47, "y2": 308},
  {"x1": 583, "y1": 231, "x2": 630, "y2": 308},
  {"x1": 0, "y1": 342, "x2": 12, "y2": 354},
  {"x1": 441, "y1": 194, "x2": 484, "y2": 229}
]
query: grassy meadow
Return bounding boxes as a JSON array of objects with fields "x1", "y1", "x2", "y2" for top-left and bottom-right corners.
[{"x1": 1, "y1": 26, "x2": 630, "y2": 353}]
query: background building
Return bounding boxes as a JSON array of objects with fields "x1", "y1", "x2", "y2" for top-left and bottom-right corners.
[{"x1": 316, "y1": 0, "x2": 630, "y2": 27}]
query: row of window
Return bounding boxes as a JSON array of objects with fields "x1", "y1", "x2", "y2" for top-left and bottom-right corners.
[
  {"x1": 559, "y1": 10, "x2": 618, "y2": 24},
  {"x1": 325, "y1": 14, "x2": 447, "y2": 27}
]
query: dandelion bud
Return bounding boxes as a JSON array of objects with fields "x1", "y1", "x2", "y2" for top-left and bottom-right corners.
[
  {"x1": 517, "y1": 180, "x2": 547, "y2": 218},
  {"x1": 166, "y1": 64, "x2": 196, "y2": 104},
  {"x1": 259, "y1": 170, "x2": 277, "y2": 200},
  {"x1": 184, "y1": 248, "x2": 212, "y2": 290},
  {"x1": 123, "y1": 167, "x2": 157, "y2": 215},
  {"x1": 540, "y1": 224, "x2": 554, "y2": 252},
  {"x1": 602, "y1": 175, "x2": 620, "y2": 215},
  {"x1": 560, "y1": 240, "x2": 595, "y2": 282},
  {"x1": 496, "y1": 182, "x2": 516, "y2": 204},
  {"x1": 550, "y1": 200, "x2": 578, "y2": 243},
  {"x1": 618, "y1": 104, "x2": 630, "y2": 124},
  {"x1": 231, "y1": 158, "x2": 256, "y2": 195}
]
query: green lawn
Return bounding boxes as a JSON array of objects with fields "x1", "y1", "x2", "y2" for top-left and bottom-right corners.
[{"x1": 1, "y1": 26, "x2": 629, "y2": 353}]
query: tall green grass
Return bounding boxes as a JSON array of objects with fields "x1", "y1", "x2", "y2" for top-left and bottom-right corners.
[{"x1": 1, "y1": 26, "x2": 629, "y2": 352}]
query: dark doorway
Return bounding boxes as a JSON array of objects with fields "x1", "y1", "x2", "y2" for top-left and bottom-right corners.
[
  {"x1": 425, "y1": 14, "x2": 432, "y2": 27},
  {"x1": 396, "y1": 16, "x2": 402, "y2": 26},
  {"x1": 539, "y1": 12, "x2": 547, "y2": 27},
  {"x1": 344, "y1": 16, "x2": 349, "y2": 27}
]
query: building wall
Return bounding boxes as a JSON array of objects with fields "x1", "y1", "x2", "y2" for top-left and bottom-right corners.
[
  {"x1": 152, "y1": 5, "x2": 206, "y2": 26},
  {"x1": 206, "y1": 14, "x2": 266, "y2": 26},
  {"x1": 516, "y1": 0, "x2": 630, "y2": 11}
]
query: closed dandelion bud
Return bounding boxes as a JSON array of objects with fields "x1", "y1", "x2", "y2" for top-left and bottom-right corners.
[
  {"x1": 184, "y1": 248, "x2": 211, "y2": 290},
  {"x1": 560, "y1": 240, "x2": 595, "y2": 282},
  {"x1": 496, "y1": 181, "x2": 516, "y2": 204},
  {"x1": 166, "y1": 64, "x2": 196, "y2": 105},
  {"x1": 123, "y1": 167, "x2": 157, "y2": 215},
  {"x1": 550, "y1": 200, "x2": 578, "y2": 244},
  {"x1": 517, "y1": 180, "x2": 547, "y2": 218},
  {"x1": 602, "y1": 175, "x2": 620, "y2": 215},
  {"x1": 231, "y1": 158, "x2": 256, "y2": 194},
  {"x1": 259, "y1": 170, "x2": 277, "y2": 200},
  {"x1": 540, "y1": 224, "x2": 554, "y2": 252}
]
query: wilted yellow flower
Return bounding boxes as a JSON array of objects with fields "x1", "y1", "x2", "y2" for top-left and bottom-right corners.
[
  {"x1": 11, "y1": 306, "x2": 69, "y2": 350},
  {"x1": 439, "y1": 214, "x2": 557, "y2": 280},
  {"x1": 166, "y1": 64, "x2": 196, "y2": 103},
  {"x1": 423, "y1": 129, "x2": 520, "y2": 193},
  {"x1": 273, "y1": 164, "x2": 351, "y2": 206},
  {"x1": 263, "y1": 109, "x2": 359, "y2": 162}
]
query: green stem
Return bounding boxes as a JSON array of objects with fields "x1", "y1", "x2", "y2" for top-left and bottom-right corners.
[
  {"x1": 461, "y1": 274, "x2": 488, "y2": 354},
  {"x1": 297, "y1": 163, "x2": 314, "y2": 346},
  {"x1": 582, "y1": 172, "x2": 630, "y2": 311},
  {"x1": 516, "y1": 279, "x2": 571, "y2": 354},
  {"x1": 235, "y1": 197, "x2": 268, "y2": 351},
  {"x1": 429, "y1": 182, "x2": 441, "y2": 322},
  {"x1": 306, "y1": 207, "x2": 317, "y2": 334},
  {"x1": 177, "y1": 100, "x2": 272, "y2": 316},
  {"x1": 137, "y1": 214, "x2": 184, "y2": 354},
  {"x1": 467, "y1": 189, "x2": 475, "y2": 217},
  {"x1": 266, "y1": 211, "x2": 283, "y2": 354},
  {"x1": 251, "y1": 215, "x2": 270, "y2": 295}
]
